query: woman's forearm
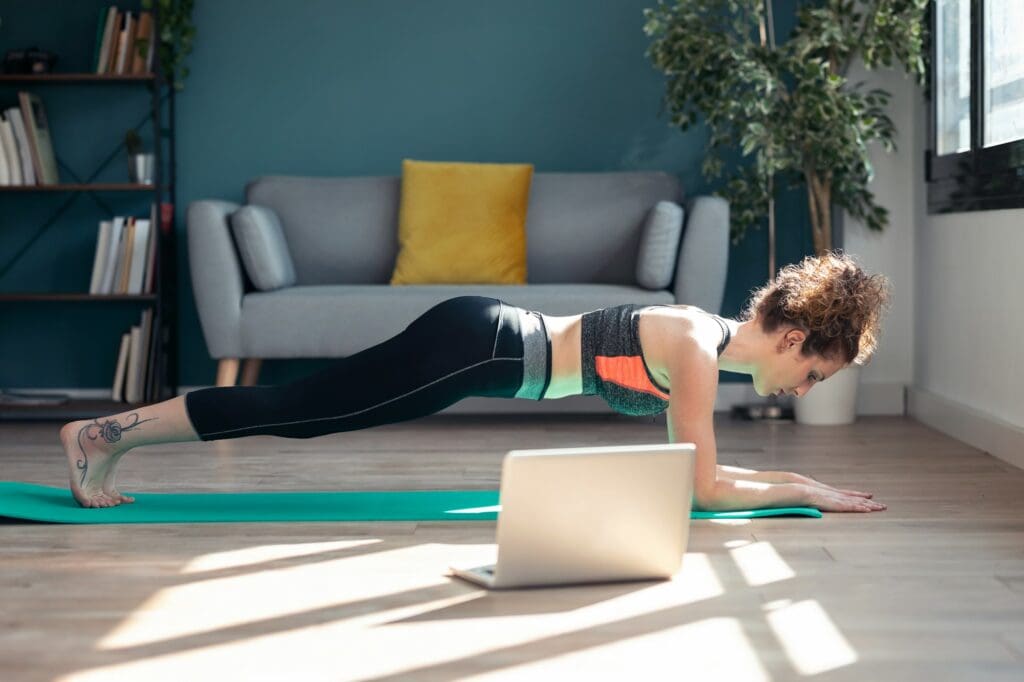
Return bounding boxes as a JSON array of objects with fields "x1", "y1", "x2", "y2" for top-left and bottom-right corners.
[
  {"x1": 698, "y1": 479, "x2": 808, "y2": 512},
  {"x1": 717, "y1": 464, "x2": 794, "y2": 484}
]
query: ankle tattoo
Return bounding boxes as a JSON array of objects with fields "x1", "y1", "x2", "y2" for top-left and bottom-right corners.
[{"x1": 75, "y1": 413, "x2": 159, "y2": 486}]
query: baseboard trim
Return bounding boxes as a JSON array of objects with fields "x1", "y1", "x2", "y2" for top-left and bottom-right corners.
[{"x1": 908, "y1": 386, "x2": 1024, "y2": 471}]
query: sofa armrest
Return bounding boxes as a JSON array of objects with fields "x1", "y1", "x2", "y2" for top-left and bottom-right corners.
[
  {"x1": 187, "y1": 200, "x2": 246, "y2": 358},
  {"x1": 671, "y1": 195, "x2": 729, "y2": 315}
]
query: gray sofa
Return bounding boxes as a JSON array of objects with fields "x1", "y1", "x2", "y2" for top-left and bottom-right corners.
[{"x1": 187, "y1": 171, "x2": 729, "y2": 408}]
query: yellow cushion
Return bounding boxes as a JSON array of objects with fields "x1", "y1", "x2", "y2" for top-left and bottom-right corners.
[{"x1": 390, "y1": 159, "x2": 533, "y2": 285}]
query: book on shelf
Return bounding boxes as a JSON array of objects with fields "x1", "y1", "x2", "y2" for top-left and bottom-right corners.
[
  {"x1": 115, "y1": 11, "x2": 132, "y2": 76},
  {"x1": 2, "y1": 106, "x2": 36, "y2": 185},
  {"x1": 0, "y1": 112, "x2": 20, "y2": 184},
  {"x1": 98, "y1": 7, "x2": 119, "y2": 74},
  {"x1": 143, "y1": 201, "x2": 158, "y2": 292},
  {"x1": 95, "y1": 7, "x2": 155, "y2": 76},
  {"x1": 125, "y1": 308, "x2": 152, "y2": 403},
  {"x1": 18, "y1": 92, "x2": 60, "y2": 185},
  {"x1": 0, "y1": 92, "x2": 60, "y2": 186},
  {"x1": 0, "y1": 117, "x2": 8, "y2": 185},
  {"x1": 114, "y1": 307, "x2": 154, "y2": 404},
  {"x1": 89, "y1": 209, "x2": 156, "y2": 296},
  {"x1": 111, "y1": 331, "x2": 130, "y2": 402},
  {"x1": 117, "y1": 217, "x2": 136, "y2": 293},
  {"x1": 108, "y1": 217, "x2": 128, "y2": 293},
  {"x1": 87, "y1": 221, "x2": 109, "y2": 295},
  {"x1": 127, "y1": 217, "x2": 153, "y2": 295},
  {"x1": 99, "y1": 217, "x2": 123, "y2": 293},
  {"x1": 131, "y1": 12, "x2": 155, "y2": 75}
]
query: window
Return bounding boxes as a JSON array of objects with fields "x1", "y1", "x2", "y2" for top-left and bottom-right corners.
[
  {"x1": 984, "y1": 2, "x2": 1024, "y2": 147},
  {"x1": 927, "y1": 0, "x2": 1024, "y2": 213},
  {"x1": 935, "y1": 0, "x2": 970, "y2": 155}
]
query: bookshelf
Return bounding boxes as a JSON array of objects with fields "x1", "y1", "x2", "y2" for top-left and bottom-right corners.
[{"x1": 0, "y1": 7, "x2": 178, "y2": 421}]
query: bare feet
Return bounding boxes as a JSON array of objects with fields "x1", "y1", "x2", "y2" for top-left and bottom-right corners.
[{"x1": 60, "y1": 415, "x2": 153, "y2": 508}]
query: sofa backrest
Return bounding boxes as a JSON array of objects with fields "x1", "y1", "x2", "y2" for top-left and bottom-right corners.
[{"x1": 245, "y1": 171, "x2": 683, "y2": 285}]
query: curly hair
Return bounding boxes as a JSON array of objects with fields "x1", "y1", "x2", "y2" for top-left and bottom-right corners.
[{"x1": 738, "y1": 250, "x2": 892, "y2": 366}]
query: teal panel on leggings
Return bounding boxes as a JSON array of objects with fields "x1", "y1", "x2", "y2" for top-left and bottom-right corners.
[{"x1": 0, "y1": 482, "x2": 822, "y2": 524}]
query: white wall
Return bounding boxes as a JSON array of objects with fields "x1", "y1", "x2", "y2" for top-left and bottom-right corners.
[
  {"x1": 841, "y1": 60, "x2": 1024, "y2": 469},
  {"x1": 909, "y1": 81, "x2": 1024, "y2": 468},
  {"x1": 840, "y1": 63, "x2": 918, "y2": 417},
  {"x1": 914, "y1": 181, "x2": 1024, "y2": 428}
]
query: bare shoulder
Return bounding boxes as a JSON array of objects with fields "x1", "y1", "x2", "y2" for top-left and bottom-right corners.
[
  {"x1": 664, "y1": 328, "x2": 720, "y2": 404},
  {"x1": 642, "y1": 305, "x2": 723, "y2": 381}
]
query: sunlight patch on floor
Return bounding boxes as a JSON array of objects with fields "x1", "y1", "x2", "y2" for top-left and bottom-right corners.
[
  {"x1": 462, "y1": 617, "x2": 771, "y2": 681},
  {"x1": 97, "y1": 542, "x2": 475, "y2": 650},
  {"x1": 764, "y1": 599, "x2": 859, "y2": 674},
  {"x1": 65, "y1": 548, "x2": 734, "y2": 680},
  {"x1": 728, "y1": 540, "x2": 796, "y2": 587}
]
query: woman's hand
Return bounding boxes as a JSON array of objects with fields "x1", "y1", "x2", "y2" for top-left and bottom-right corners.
[
  {"x1": 786, "y1": 472, "x2": 875, "y2": 499},
  {"x1": 799, "y1": 484, "x2": 887, "y2": 513}
]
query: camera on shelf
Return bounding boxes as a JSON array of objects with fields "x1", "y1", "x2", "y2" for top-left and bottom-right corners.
[{"x1": 3, "y1": 47, "x2": 59, "y2": 74}]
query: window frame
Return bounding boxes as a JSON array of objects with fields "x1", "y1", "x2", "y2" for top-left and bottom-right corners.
[{"x1": 926, "y1": 0, "x2": 1024, "y2": 213}]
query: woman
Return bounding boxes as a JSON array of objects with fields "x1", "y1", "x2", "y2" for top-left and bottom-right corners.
[{"x1": 60, "y1": 250, "x2": 891, "y2": 513}]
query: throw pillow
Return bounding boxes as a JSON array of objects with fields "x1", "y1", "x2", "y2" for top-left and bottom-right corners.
[
  {"x1": 635, "y1": 200, "x2": 685, "y2": 290},
  {"x1": 229, "y1": 204, "x2": 298, "y2": 292},
  {"x1": 390, "y1": 159, "x2": 533, "y2": 284}
]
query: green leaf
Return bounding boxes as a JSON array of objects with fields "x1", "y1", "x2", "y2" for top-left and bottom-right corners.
[{"x1": 641, "y1": 0, "x2": 925, "y2": 245}]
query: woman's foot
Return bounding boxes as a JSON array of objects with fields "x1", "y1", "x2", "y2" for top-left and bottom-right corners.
[{"x1": 60, "y1": 418, "x2": 137, "y2": 508}]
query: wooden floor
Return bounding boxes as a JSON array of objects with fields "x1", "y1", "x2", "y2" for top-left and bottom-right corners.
[{"x1": 1, "y1": 412, "x2": 1023, "y2": 681}]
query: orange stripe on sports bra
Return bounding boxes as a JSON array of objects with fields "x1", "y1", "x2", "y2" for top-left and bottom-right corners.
[{"x1": 594, "y1": 355, "x2": 671, "y2": 401}]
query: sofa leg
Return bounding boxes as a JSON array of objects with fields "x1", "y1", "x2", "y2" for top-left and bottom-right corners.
[
  {"x1": 240, "y1": 358, "x2": 262, "y2": 386},
  {"x1": 217, "y1": 358, "x2": 240, "y2": 387}
]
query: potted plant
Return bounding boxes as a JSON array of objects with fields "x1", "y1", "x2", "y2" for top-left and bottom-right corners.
[
  {"x1": 124, "y1": 129, "x2": 155, "y2": 185},
  {"x1": 140, "y1": 0, "x2": 196, "y2": 92},
  {"x1": 643, "y1": 0, "x2": 927, "y2": 424}
]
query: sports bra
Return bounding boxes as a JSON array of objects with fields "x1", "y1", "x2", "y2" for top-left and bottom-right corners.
[{"x1": 580, "y1": 303, "x2": 731, "y2": 417}]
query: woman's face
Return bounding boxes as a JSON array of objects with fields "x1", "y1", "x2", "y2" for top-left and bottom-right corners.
[{"x1": 755, "y1": 329, "x2": 846, "y2": 398}]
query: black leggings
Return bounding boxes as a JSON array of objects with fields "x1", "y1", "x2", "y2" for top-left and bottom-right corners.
[{"x1": 184, "y1": 296, "x2": 549, "y2": 441}]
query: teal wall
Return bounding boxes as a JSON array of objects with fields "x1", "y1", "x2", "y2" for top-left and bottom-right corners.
[{"x1": 0, "y1": 0, "x2": 815, "y2": 391}]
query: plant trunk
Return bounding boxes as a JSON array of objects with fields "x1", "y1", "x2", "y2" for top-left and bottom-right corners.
[{"x1": 804, "y1": 169, "x2": 833, "y2": 256}]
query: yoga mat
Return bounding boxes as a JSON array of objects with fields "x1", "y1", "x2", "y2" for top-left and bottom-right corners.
[{"x1": 0, "y1": 482, "x2": 822, "y2": 524}]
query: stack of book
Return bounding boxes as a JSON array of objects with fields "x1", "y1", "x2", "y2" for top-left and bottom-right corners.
[
  {"x1": 113, "y1": 307, "x2": 157, "y2": 404},
  {"x1": 0, "y1": 92, "x2": 59, "y2": 186},
  {"x1": 95, "y1": 7, "x2": 156, "y2": 76},
  {"x1": 89, "y1": 203, "x2": 159, "y2": 296}
]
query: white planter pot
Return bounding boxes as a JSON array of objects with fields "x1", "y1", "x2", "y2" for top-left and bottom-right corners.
[
  {"x1": 793, "y1": 364, "x2": 860, "y2": 425},
  {"x1": 128, "y1": 153, "x2": 155, "y2": 184}
]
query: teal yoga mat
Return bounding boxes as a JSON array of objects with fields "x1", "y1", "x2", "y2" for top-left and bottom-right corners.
[{"x1": 0, "y1": 482, "x2": 822, "y2": 524}]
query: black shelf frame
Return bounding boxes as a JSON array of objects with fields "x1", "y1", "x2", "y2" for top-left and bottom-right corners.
[{"x1": 0, "y1": 4, "x2": 178, "y2": 421}]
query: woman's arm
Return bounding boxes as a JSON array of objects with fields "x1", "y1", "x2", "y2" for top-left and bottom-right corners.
[
  {"x1": 661, "y1": 333, "x2": 877, "y2": 506},
  {"x1": 664, "y1": 337, "x2": 721, "y2": 507},
  {"x1": 716, "y1": 464, "x2": 795, "y2": 484},
  {"x1": 700, "y1": 478, "x2": 809, "y2": 512},
  {"x1": 717, "y1": 464, "x2": 876, "y2": 499},
  {"x1": 663, "y1": 327, "x2": 880, "y2": 507}
]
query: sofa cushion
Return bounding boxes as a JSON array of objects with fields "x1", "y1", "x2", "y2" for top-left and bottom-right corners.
[
  {"x1": 635, "y1": 200, "x2": 685, "y2": 290},
  {"x1": 239, "y1": 284, "x2": 675, "y2": 357},
  {"x1": 390, "y1": 159, "x2": 533, "y2": 285},
  {"x1": 229, "y1": 205, "x2": 297, "y2": 291},
  {"x1": 243, "y1": 171, "x2": 682, "y2": 286}
]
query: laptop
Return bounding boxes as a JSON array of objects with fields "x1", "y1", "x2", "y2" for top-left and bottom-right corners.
[{"x1": 448, "y1": 442, "x2": 696, "y2": 589}]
